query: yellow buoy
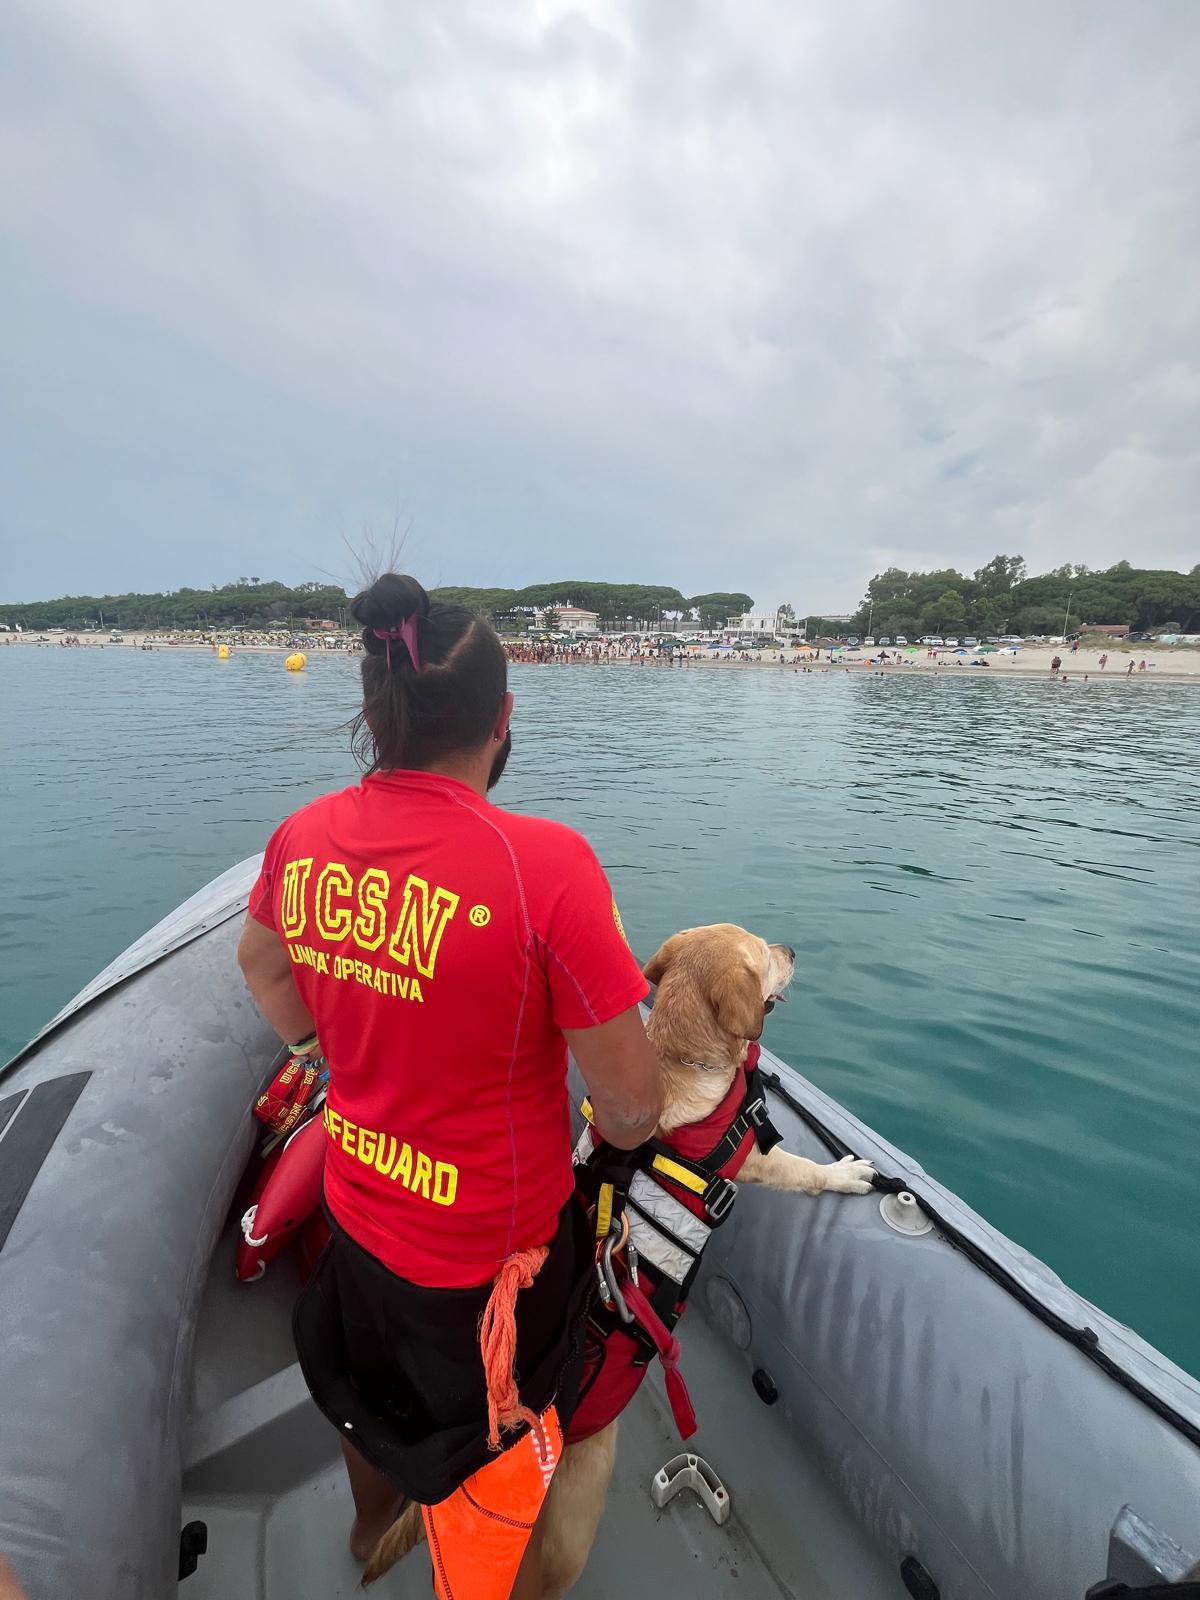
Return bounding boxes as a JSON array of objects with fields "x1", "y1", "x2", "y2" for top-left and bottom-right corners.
[
  {"x1": 217, "y1": 644, "x2": 231, "y2": 660},
  {"x1": 285, "y1": 652, "x2": 307, "y2": 672}
]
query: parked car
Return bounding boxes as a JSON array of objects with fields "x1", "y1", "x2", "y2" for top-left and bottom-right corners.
[
  {"x1": 847, "y1": 635, "x2": 860, "y2": 646},
  {"x1": 863, "y1": 637, "x2": 875, "y2": 647},
  {"x1": 894, "y1": 635, "x2": 908, "y2": 645},
  {"x1": 964, "y1": 637, "x2": 979, "y2": 647},
  {"x1": 877, "y1": 636, "x2": 891, "y2": 646},
  {"x1": 925, "y1": 636, "x2": 945, "y2": 647}
]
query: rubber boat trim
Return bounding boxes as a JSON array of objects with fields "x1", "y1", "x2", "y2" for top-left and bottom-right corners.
[
  {"x1": 756, "y1": 1067, "x2": 1200, "y2": 1456},
  {"x1": 1, "y1": 900, "x2": 249, "y2": 1083}
]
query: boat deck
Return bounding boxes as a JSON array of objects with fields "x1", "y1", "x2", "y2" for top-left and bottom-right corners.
[{"x1": 182, "y1": 1228, "x2": 902, "y2": 1599}]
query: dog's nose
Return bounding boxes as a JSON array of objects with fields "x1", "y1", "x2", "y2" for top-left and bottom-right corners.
[{"x1": 784, "y1": 944, "x2": 796, "y2": 961}]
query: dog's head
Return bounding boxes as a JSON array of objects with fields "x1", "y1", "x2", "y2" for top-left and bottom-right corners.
[{"x1": 643, "y1": 923, "x2": 795, "y2": 1061}]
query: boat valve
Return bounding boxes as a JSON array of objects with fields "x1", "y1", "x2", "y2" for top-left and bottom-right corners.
[{"x1": 880, "y1": 1190, "x2": 933, "y2": 1236}]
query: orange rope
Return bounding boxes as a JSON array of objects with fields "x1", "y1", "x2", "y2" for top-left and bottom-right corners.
[{"x1": 478, "y1": 1245, "x2": 549, "y2": 1449}]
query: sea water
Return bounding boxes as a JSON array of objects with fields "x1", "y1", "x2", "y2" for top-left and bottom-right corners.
[{"x1": 2, "y1": 644, "x2": 1197, "y2": 1374}]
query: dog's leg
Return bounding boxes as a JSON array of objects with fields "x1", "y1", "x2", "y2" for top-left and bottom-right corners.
[
  {"x1": 739, "y1": 1142, "x2": 874, "y2": 1194},
  {"x1": 541, "y1": 1423, "x2": 619, "y2": 1600},
  {"x1": 362, "y1": 1499, "x2": 424, "y2": 1586}
]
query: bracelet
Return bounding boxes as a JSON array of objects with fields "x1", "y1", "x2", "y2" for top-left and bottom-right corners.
[{"x1": 289, "y1": 1032, "x2": 319, "y2": 1056}]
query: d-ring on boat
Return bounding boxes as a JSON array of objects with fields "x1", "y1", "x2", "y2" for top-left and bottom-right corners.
[{"x1": 0, "y1": 859, "x2": 1197, "y2": 1600}]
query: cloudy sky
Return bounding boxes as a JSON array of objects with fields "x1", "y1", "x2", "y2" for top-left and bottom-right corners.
[{"x1": 2, "y1": 1, "x2": 1197, "y2": 611}]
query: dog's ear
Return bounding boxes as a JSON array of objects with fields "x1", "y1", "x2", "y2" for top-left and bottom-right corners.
[
  {"x1": 710, "y1": 964, "x2": 765, "y2": 1042},
  {"x1": 643, "y1": 936, "x2": 678, "y2": 987}
]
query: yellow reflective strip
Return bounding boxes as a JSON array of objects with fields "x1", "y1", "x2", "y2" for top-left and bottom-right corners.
[
  {"x1": 596, "y1": 1183, "x2": 613, "y2": 1239},
  {"x1": 651, "y1": 1154, "x2": 708, "y2": 1194},
  {"x1": 580, "y1": 1099, "x2": 594, "y2": 1124}
]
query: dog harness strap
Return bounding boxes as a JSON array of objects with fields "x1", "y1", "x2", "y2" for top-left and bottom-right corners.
[
  {"x1": 743, "y1": 1064, "x2": 785, "y2": 1155},
  {"x1": 650, "y1": 1272, "x2": 681, "y2": 1325},
  {"x1": 648, "y1": 1152, "x2": 709, "y2": 1194},
  {"x1": 621, "y1": 1279, "x2": 697, "y2": 1440}
]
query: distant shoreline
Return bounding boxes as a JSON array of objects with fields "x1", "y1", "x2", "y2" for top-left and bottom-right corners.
[{"x1": 6, "y1": 628, "x2": 1200, "y2": 684}]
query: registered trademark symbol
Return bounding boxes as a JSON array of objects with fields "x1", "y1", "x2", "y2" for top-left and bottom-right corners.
[{"x1": 468, "y1": 904, "x2": 492, "y2": 927}]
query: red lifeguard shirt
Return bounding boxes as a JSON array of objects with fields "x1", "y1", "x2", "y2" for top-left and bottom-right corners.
[{"x1": 249, "y1": 771, "x2": 648, "y2": 1288}]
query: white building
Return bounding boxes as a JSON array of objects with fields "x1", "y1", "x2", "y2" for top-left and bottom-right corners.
[
  {"x1": 539, "y1": 605, "x2": 600, "y2": 636},
  {"x1": 726, "y1": 611, "x2": 783, "y2": 642}
]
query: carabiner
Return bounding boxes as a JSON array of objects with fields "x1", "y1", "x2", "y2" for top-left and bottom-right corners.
[{"x1": 600, "y1": 1229, "x2": 634, "y2": 1325}]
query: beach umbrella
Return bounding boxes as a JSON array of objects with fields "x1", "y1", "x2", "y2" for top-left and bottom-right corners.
[
  {"x1": 954, "y1": 648, "x2": 968, "y2": 655},
  {"x1": 977, "y1": 646, "x2": 998, "y2": 653}
]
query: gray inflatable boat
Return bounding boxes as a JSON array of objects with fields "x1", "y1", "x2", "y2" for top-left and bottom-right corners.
[{"x1": 1, "y1": 859, "x2": 1197, "y2": 1600}]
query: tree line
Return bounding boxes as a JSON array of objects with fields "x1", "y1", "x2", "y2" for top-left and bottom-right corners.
[
  {"x1": 1, "y1": 578, "x2": 754, "y2": 633},
  {"x1": 0, "y1": 579, "x2": 351, "y2": 632},
  {"x1": 9, "y1": 561, "x2": 1194, "y2": 639},
  {"x1": 431, "y1": 583, "x2": 752, "y2": 630},
  {"x1": 840, "y1": 557, "x2": 1200, "y2": 638}
]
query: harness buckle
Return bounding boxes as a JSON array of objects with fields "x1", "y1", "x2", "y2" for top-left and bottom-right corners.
[
  {"x1": 746, "y1": 1097, "x2": 769, "y2": 1128},
  {"x1": 703, "y1": 1175, "x2": 738, "y2": 1224}
]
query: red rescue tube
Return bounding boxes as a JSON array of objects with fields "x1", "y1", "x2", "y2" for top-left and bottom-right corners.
[{"x1": 236, "y1": 1115, "x2": 326, "y2": 1282}]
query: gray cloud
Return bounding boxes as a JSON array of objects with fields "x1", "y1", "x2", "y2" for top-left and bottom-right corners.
[{"x1": 2, "y1": 0, "x2": 1197, "y2": 609}]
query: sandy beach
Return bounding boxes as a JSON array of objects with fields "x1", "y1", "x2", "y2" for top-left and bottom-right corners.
[{"x1": 6, "y1": 629, "x2": 1200, "y2": 682}]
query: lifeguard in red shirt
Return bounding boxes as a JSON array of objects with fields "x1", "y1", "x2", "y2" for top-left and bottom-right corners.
[{"x1": 238, "y1": 574, "x2": 661, "y2": 1600}]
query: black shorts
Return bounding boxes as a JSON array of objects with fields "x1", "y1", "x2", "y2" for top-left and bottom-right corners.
[{"x1": 293, "y1": 1199, "x2": 592, "y2": 1504}]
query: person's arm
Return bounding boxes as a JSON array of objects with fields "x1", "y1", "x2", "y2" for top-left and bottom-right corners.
[
  {"x1": 536, "y1": 827, "x2": 660, "y2": 1146},
  {"x1": 565, "y1": 1003, "x2": 662, "y2": 1150},
  {"x1": 237, "y1": 916, "x2": 318, "y2": 1051}
]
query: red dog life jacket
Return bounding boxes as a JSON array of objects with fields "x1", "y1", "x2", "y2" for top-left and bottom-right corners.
[{"x1": 568, "y1": 1042, "x2": 782, "y2": 1444}]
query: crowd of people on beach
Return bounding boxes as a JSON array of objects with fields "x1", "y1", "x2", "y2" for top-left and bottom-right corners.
[
  {"x1": 502, "y1": 640, "x2": 987, "y2": 671},
  {"x1": 504, "y1": 639, "x2": 706, "y2": 664},
  {"x1": 5, "y1": 628, "x2": 1174, "y2": 681}
]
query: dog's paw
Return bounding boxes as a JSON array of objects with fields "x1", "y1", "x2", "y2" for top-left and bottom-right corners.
[{"x1": 823, "y1": 1155, "x2": 875, "y2": 1194}]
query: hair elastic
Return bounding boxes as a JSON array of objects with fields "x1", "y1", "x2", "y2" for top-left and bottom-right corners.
[{"x1": 373, "y1": 616, "x2": 421, "y2": 672}]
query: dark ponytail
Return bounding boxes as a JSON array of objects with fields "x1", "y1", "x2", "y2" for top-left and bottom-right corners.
[{"x1": 349, "y1": 573, "x2": 507, "y2": 773}]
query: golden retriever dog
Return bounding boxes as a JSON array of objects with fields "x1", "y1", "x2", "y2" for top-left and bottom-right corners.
[{"x1": 365, "y1": 924, "x2": 875, "y2": 1595}]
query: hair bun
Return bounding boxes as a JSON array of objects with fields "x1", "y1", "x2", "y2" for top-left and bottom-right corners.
[{"x1": 350, "y1": 573, "x2": 431, "y2": 633}]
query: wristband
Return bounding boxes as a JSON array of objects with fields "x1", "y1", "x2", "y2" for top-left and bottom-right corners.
[{"x1": 289, "y1": 1032, "x2": 319, "y2": 1056}]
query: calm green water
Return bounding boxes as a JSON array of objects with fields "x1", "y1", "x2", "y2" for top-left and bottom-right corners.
[{"x1": 2, "y1": 645, "x2": 1198, "y2": 1373}]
